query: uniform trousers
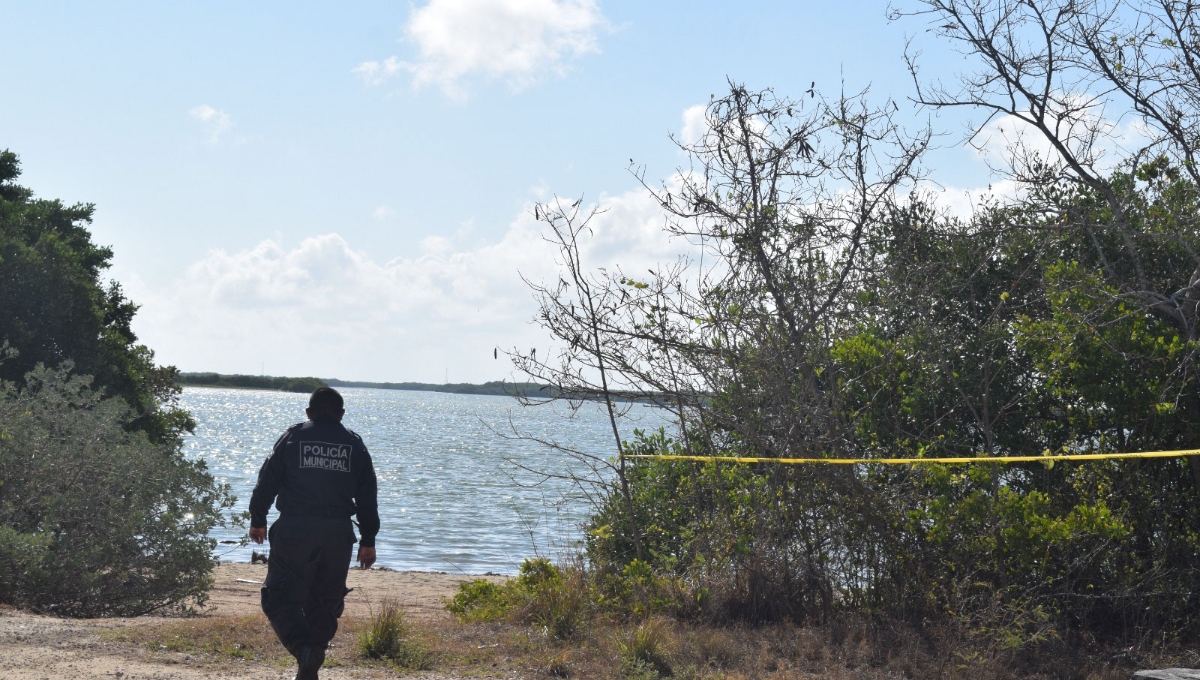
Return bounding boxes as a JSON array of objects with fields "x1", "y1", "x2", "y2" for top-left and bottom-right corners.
[{"x1": 260, "y1": 515, "x2": 355, "y2": 657}]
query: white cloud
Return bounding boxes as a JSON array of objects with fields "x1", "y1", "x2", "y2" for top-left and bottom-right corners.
[
  {"x1": 132, "y1": 187, "x2": 685, "y2": 382},
  {"x1": 971, "y1": 100, "x2": 1154, "y2": 175},
  {"x1": 188, "y1": 104, "x2": 233, "y2": 145},
  {"x1": 924, "y1": 96, "x2": 1156, "y2": 218},
  {"x1": 924, "y1": 179, "x2": 1023, "y2": 219},
  {"x1": 352, "y1": 57, "x2": 406, "y2": 87},
  {"x1": 372, "y1": 205, "x2": 396, "y2": 220},
  {"x1": 354, "y1": 0, "x2": 607, "y2": 98},
  {"x1": 680, "y1": 104, "x2": 707, "y2": 146}
]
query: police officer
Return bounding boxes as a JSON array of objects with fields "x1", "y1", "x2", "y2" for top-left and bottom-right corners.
[{"x1": 248, "y1": 387, "x2": 379, "y2": 680}]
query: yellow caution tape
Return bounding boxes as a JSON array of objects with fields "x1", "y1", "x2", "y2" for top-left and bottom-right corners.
[{"x1": 623, "y1": 449, "x2": 1200, "y2": 465}]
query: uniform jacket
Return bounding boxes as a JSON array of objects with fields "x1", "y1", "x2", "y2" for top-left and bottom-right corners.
[{"x1": 248, "y1": 415, "x2": 381, "y2": 547}]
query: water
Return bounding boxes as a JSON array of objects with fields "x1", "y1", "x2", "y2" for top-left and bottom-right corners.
[{"x1": 180, "y1": 386, "x2": 671, "y2": 574}]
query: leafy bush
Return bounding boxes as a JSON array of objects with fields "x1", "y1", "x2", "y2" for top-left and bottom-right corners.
[
  {"x1": 517, "y1": 562, "x2": 588, "y2": 641},
  {"x1": 595, "y1": 558, "x2": 700, "y2": 621},
  {"x1": 0, "y1": 362, "x2": 234, "y2": 616},
  {"x1": 448, "y1": 558, "x2": 590, "y2": 639},
  {"x1": 448, "y1": 556, "x2": 708, "y2": 652},
  {"x1": 446, "y1": 578, "x2": 512, "y2": 621}
]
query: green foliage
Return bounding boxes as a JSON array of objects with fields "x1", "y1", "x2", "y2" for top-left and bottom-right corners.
[
  {"x1": 580, "y1": 170, "x2": 1200, "y2": 651},
  {"x1": 358, "y1": 598, "x2": 432, "y2": 670},
  {"x1": 448, "y1": 556, "x2": 704, "y2": 648},
  {"x1": 0, "y1": 150, "x2": 238, "y2": 616},
  {"x1": 0, "y1": 150, "x2": 190, "y2": 443},
  {"x1": 516, "y1": 556, "x2": 590, "y2": 642},
  {"x1": 446, "y1": 579, "x2": 513, "y2": 622},
  {"x1": 589, "y1": 430, "x2": 860, "y2": 622},
  {"x1": 447, "y1": 558, "x2": 589, "y2": 639},
  {"x1": 0, "y1": 362, "x2": 234, "y2": 616},
  {"x1": 593, "y1": 559, "x2": 699, "y2": 620},
  {"x1": 516, "y1": 556, "x2": 563, "y2": 587}
]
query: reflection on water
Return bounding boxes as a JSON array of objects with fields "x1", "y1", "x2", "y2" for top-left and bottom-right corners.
[{"x1": 181, "y1": 386, "x2": 670, "y2": 574}]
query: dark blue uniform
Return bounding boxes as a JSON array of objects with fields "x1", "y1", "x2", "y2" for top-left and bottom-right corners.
[{"x1": 249, "y1": 415, "x2": 380, "y2": 661}]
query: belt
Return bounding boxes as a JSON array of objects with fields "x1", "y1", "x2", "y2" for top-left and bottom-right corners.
[{"x1": 283, "y1": 507, "x2": 352, "y2": 520}]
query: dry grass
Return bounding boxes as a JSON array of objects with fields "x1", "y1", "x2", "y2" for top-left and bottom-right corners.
[
  {"x1": 107, "y1": 610, "x2": 1192, "y2": 679},
  {"x1": 615, "y1": 618, "x2": 673, "y2": 678},
  {"x1": 104, "y1": 614, "x2": 290, "y2": 665},
  {"x1": 356, "y1": 597, "x2": 433, "y2": 670},
  {"x1": 106, "y1": 613, "x2": 376, "y2": 671}
]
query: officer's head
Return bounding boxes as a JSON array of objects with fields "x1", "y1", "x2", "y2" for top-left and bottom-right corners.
[{"x1": 306, "y1": 387, "x2": 345, "y2": 421}]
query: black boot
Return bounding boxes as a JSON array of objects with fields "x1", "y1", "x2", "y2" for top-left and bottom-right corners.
[{"x1": 295, "y1": 644, "x2": 324, "y2": 680}]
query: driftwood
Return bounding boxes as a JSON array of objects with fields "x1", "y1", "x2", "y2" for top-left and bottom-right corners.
[{"x1": 1132, "y1": 670, "x2": 1200, "y2": 680}]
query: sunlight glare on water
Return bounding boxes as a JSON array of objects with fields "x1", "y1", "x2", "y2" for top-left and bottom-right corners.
[{"x1": 181, "y1": 386, "x2": 671, "y2": 574}]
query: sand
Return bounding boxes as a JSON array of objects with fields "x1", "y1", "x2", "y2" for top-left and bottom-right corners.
[
  {"x1": 205, "y1": 562, "x2": 503, "y2": 621},
  {"x1": 0, "y1": 563, "x2": 507, "y2": 680}
]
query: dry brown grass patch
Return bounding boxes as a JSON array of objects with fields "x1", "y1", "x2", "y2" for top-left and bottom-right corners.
[
  {"x1": 102, "y1": 609, "x2": 1184, "y2": 679},
  {"x1": 108, "y1": 613, "x2": 366, "y2": 669},
  {"x1": 105, "y1": 614, "x2": 285, "y2": 664}
]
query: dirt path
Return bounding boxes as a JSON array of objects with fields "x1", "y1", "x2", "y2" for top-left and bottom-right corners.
[{"x1": 0, "y1": 564, "x2": 506, "y2": 680}]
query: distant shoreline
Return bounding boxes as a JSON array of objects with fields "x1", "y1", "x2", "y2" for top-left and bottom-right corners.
[
  {"x1": 326, "y1": 377, "x2": 553, "y2": 398},
  {"x1": 177, "y1": 371, "x2": 552, "y2": 398}
]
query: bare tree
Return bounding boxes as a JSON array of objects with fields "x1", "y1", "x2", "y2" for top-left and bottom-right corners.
[
  {"x1": 513, "y1": 82, "x2": 930, "y2": 615},
  {"x1": 516, "y1": 80, "x2": 931, "y2": 466},
  {"x1": 632, "y1": 81, "x2": 931, "y2": 461},
  {"x1": 512, "y1": 199, "x2": 652, "y2": 560}
]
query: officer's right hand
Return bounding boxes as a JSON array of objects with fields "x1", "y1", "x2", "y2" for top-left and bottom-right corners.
[{"x1": 249, "y1": 527, "x2": 266, "y2": 545}]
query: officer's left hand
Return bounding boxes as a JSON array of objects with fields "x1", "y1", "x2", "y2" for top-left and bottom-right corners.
[
  {"x1": 357, "y1": 546, "x2": 376, "y2": 569},
  {"x1": 249, "y1": 527, "x2": 266, "y2": 545}
]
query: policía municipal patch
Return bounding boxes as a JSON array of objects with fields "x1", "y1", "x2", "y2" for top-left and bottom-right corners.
[{"x1": 299, "y1": 441, "x2": 353, "y2": 473}]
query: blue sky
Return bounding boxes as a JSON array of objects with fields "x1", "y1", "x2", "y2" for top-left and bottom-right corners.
[{"x1": 2, "y1": 1, "x2": 991, "y2": 383}]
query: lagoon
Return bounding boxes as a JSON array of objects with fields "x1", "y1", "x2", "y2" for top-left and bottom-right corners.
[{"x1": 180, "y1": 386, "x2": 668, "y2": 574}]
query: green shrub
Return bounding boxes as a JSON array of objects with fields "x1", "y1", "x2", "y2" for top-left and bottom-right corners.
[
  {"x1": 357, "y1": 598, "x2": 432, "y2": 670},
  {"x1": 447, "y1": 556, "x2": 699, "y2": 639},
  {"x1": 516, "y1": 556, "x2": 562, "y2": 587},
  {"x1": 521, "y1": 568, "x2": 588, "y2": 640},
  {"x1": 595, "y1": 558, "x2": 700, "y2": 620},
  {"x1": 446, "y1": 579, "x2": 512, "y2": 622},
  {"x1": 447, "y1": 559, "x2": 590, "y2": 639},
  {"x1": 0, "y1": 363, "x2": 234, "y2": 616}
]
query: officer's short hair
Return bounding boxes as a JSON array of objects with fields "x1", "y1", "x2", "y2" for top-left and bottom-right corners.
[{"x1": 309, "y1": 387, "x2": 344, "y2": 413}]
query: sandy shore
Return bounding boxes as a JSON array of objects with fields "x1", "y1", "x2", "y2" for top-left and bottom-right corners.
[
  {"x1": 205, "y1": 562, "x2": 503, "y2": 621},
  {"x1": 0, "y1": 563, "x2": 506, "y2": 680}
]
